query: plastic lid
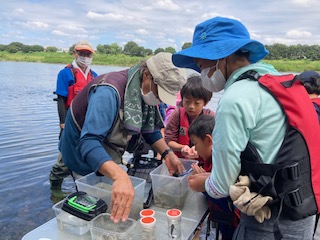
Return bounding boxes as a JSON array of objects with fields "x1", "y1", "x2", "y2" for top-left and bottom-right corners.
[
  {"x1": 140, "y1": 216, "x2": 156, "y2": 228},
  {"x1": 166, "y1": 209, "x2": 181, "y2": 220},
  {"x1": 140, "y1": 209, "x2": 155, "y2": 217},
  {"x1": 167, "y1": 209, "x2": 181, "y2": 217}
]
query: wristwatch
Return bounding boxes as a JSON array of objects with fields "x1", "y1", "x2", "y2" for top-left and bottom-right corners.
[{"x1": 161, "y1": 149, "x2": 173, "y2": 160}]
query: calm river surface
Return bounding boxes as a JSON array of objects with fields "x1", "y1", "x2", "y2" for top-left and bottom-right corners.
[
  {"x1": 0, "y1": 61, "x2": 221, "y2": 240},
  {"x1": 0, "y1": 62, "x2": 128, "y2": 240}
]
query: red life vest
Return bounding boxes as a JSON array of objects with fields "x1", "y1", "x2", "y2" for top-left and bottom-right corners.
[
  {"x1": 175, "y1": 107, "x2": 210, "y2": 170},
  {"x1": 239, "y1": 72, "x2": 320, "y2": 221},
  {"x1": 65, "y1": 64, "x2": 94, "y2": 109}
]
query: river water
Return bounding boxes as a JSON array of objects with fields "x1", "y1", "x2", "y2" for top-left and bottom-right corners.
[
  {"x1": 0, "y1": 61, "x2": 221, "y2": 240},
  {"x1": 0, "y1": 62, "x2": 127, "y2": 240}
]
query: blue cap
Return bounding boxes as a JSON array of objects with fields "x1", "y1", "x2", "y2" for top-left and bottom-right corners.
[
  {"x1": 297, "y1": 71, "x2": 320, "y2": 83},
  {"x1": 172, "y1": 17, "x2": 269, "y2": 72}
]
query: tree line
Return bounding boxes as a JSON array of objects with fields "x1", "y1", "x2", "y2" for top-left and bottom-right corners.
[{"x1": 1, "y1": 41, "x2": 320, "y2": 60}]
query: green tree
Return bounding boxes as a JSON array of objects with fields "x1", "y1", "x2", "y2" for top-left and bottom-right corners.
[
  {"x1": 131, "y1": 46, "x2": 145, "y2": 56},
  {"x1": 69, "y1": 44, "x2": 75, "y2": 55},
  {"x1": 6, "y1": 45, "x2": 19, "y2": 53},
  {"x1": 110, "y1": 43, "x2": 122, "y2": 54},
  {"x1": 8, "y1": 42, "x2": 24, "y2": 51},
  {"x1": 30, "y1": 45, "x2": 44, "y2": 52},
  {"x1": 96, "y1": 44, "x2": 108, "y2": 54},
  {"x1": 123, "y1": 41, "x2": 139, "y2": 55},
  {"x1": 154, "y1": 48, "x2": 165, "y2": 54},
  {"x1": 182, "y1": 42, "x2": 192, "y2": 50},
  {"x1": 143, "y1": 48, "x2": 153, "y2": 56},
  {"x1": 21, "y1": 45, "x2": 31, "y2": 53},
  {"x1": 0, "y1": 44, "x2": 6, "y2": 51},
  {"x1": 46, "y1": 46, "x2": 58, "y2": 52},
  {"x1": 165, "y1": 46, "x2": 176, "y2": 54}
]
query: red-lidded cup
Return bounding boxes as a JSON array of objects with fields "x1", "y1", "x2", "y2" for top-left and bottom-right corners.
[{"x1": 140, "y1": 209, "x2": 155, "y2": 218}]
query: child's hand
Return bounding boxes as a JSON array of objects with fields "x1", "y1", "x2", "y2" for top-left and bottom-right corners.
[
  {"x1": 181, "y1": 145, "x2": 191, "y2": 156},
  {"x1": 181, "y1": 145, "x2": 199, "y2": 159},
  {"x1": 191, "y1": 163, "x2": 206, "y2": 175},
  {"x1": 188, "y1": 146, "x2": 199, "y2": 158},
  {"x1": 188, "y1": 173, "x2": 209, "y2": 192}
]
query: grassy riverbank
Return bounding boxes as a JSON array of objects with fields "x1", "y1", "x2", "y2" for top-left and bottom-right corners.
[
  {"x1": 0, "y1": 51, "x2": 320, "y2": 71},
  {"x1": 0, "y1": 51, "x2": 144, "y2": 66}
]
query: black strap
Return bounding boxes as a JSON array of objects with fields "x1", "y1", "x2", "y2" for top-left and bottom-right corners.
[
  {"x1": 273, "y1": 196, "x2": 285, "y2": 240},
  {"x1": 161, "y1": 149, "x2": 173, "y2": 160},
  {"x1": 281, "y1": 75, "x2": 299, "y2": 88},
  {"x1": 237, "y1": 70, "x2": 260, "y2": 81}
]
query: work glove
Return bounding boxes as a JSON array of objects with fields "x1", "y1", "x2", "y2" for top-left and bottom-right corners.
[{"x1": 229, "y1": 175, "x2": 272, "y2": 223}]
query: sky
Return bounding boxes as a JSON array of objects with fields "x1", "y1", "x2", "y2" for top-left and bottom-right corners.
[{"x1": 1, "y1": 0, "x2": 320, "y2": 52}]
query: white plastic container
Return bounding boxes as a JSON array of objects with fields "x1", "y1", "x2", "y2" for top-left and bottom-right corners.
[
  {"x1": 140, "y1": 216, "x2": 156, "y2": 240},
  {"x1": 52, "y1": 199, "x2": 90, "y2": 235},
  {"x1": 89, "y1": 213, "x2": 136, "y2": 240},
  {"x1": 75, "y1": 173, "x2": 146, "y2": 220},
  {"x1": 150, "y1": 159, "x2": 198, "y2": 209}
]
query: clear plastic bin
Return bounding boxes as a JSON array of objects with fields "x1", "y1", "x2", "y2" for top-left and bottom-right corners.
[
  {"x1": 75, "y1": 173, "x2": 146, "y2": 220},
  {"x1": 89, "y1": 213, "x2": 136, "y2": 240},
  {"x1": 150, "y1": 159, "x2": 198, "y2": 209},
  {"x1": 52, "y1": 199, "x2": 90, "y2": 235}
]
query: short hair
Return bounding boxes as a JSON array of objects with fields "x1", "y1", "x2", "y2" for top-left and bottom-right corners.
[
  {"x1": 188, "y1": 115, "x2": 215, "y2": 140},
  {"x1": 303, "y1": 75, "x2": 320, "y2": 95},
  {"x1": 180, "y1": 74, "x2": 213, "y2": 104}
]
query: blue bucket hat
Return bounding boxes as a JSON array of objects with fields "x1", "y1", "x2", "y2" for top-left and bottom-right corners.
[{"x1": 172, "y1": 16, "x2": 269, "y2": 72}]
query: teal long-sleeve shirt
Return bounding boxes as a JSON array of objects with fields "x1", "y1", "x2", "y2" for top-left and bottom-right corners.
[{"x1": 205, "y1": 62, "x2": 287, "y2": 198}]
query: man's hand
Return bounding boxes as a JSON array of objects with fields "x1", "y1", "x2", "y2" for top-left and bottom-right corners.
[
  {"x1": 98, "y1": 161, "x2": 135, "y2": 223},
  {"x1": 164, "y1": 151, "x2": 185, "y2": 175},
  {"x1": 110, "y1": 174, "x2": 134, "y2": 223}
]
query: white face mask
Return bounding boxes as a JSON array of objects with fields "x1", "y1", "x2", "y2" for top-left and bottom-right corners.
[
  {"x1": 141, "y1": 82, "x2": 161, "y2": 106},
  {"x1": 76, "y1": 56, "x2": 92, "y2": 67},
  {"x1": 200, "y1": 60, "x2": 226, "y2": 92}
]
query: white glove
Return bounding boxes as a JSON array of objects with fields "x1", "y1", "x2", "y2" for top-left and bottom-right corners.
[{"x1": 229, "y1": 175, "x2": 272, "y2": 223}]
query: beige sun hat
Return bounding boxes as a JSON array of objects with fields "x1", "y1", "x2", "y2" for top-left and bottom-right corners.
[{"x1": 146, "y1": 52, "x2": 187, "y2": 106}]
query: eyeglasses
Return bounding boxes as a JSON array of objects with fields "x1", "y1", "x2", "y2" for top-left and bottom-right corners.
[{"x1": 76, "y1": 51, "x2": 93, "y2": 57}]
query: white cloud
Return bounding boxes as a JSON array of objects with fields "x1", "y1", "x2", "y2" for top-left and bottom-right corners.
[
  {"x1": 56, "y1": 24, "x2": 87, "y2": 34},
  {"x1": 51, "y1": 30, "x2": 69, "y2": 36},
  {"x1": 15, "y1": 8, "x2": 24, "y2": 14},
  {"x1": 293, "y1": 0, "x2": 317, "y2": 6},
  {"x1": 153, "y1": 0, "x2": 181, "y2": 11},
  {"x1": 286, "y1": 30, "x2": 312, "y2": 39},
  {"x1": 87, "y1": 11, "x2": 122, "y2": 20},
  {"x1": 136, "y1": 29, "x2": 149, "y2": 35},
  {"x1": 25, "y1": 21, "x2": 49, "y2": 30}
]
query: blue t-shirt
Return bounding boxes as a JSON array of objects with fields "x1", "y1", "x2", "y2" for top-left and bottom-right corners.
[{"x1": 55, "y1": 64, "x2": 98, "y2": 97}]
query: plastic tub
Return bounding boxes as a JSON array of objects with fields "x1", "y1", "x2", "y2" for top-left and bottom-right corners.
[
  {"x1": 150, "y1": 159, "x2": 198, "y2": 209},
  {"x1": 75, "y1": 173, "x2": 146, "y2": 220},
  {"x1": 89, "y1": 213, "x2": 136, "y2": 240},
  {"x1": 52, "y1": 199, "x2": 90, "y2": 235}
]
